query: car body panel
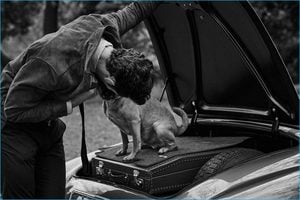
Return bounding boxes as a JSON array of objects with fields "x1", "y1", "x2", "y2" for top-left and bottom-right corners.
[
  {"x1": 66, "y1": 176, "x2": 153, "y2": 199},
  {"x1": 178, "y1": 147, "x2": 299, "y2": 199},
  {"x1": 145, "y1": 2, "x2": 299, "y2": 125}
]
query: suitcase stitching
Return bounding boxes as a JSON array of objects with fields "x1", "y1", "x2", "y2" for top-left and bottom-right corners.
[
  {"x1": 150, "y1": 155, "x2": 213, "y2": 193},
  {"x1": 151, "y1": 183, "x2": 189, "y2": 193},
  {"x1": 149, "y1": 152, "x2": 215, "y2": 171},
  {"x1": 152, "y1": 155, "x2": 213, "y2": 175}
]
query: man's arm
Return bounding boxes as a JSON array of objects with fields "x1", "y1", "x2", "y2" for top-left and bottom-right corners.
[
  {"x1": 105, "y1": 2, "x2": 160, "y2": 36},
  {"x1": 4, "y1": 58, "x2": 67, "y2": 123}
]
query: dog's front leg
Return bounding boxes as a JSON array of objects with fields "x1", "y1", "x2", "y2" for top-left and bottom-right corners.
[
  {"x1": 123, "y1": 120, "x2": 141, "y2": 162},
  {"x1": 116, "y1": 131, "x2": 129, "y2": 156}
]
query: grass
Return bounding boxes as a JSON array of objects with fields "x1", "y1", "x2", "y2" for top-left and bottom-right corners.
[{"x1": 61, "y1": 96, "x2": 120, "y2": 161}]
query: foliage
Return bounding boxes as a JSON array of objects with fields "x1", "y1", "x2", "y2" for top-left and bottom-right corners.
[
  {"x1": 1, "y1": 1, "x2": 42, "y2": 67},
  {"x1": 251, "y1": 2, "x2": 299, "y2": 83},
  {"x1": 58, "y1": 2, "x2": 125, "y2": 26},
  {"x1": 1, "y1": 1, "x2": 41, "y2": 39}
]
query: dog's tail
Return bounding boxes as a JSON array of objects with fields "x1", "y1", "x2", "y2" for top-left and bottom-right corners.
[{"x1": 172, "y1": 107, "x2": 189, "y2": 136}]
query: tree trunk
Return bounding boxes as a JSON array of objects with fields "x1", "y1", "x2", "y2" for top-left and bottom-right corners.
[{"x1": 43, "y1": 1, "x2": 59, "y2": 35}]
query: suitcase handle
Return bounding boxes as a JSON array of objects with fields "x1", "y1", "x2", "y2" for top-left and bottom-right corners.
[
  {"x1": 108, "y1": 170, "x2": 129, "y2": 183},
  {"x1": 133, "y1": 170, "x2": 144, "y2": 187}
]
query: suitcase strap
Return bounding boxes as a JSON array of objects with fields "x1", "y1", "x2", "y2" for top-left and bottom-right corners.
[{"x1": 79, "y1": 103, "x2": 90, "y2": 175}]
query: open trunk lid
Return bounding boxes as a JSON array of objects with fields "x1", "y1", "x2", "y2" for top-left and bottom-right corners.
[{"x1": 145, "y1": 1, "x2": 299, "y2": 126}]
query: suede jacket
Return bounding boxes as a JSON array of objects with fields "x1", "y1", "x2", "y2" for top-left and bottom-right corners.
[{"x1": 1, "y1": 2, "x2": 158, "y2": 123}]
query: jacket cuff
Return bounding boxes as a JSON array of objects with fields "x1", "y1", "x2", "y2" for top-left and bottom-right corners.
[
  {"x1": 52, "y1": 100, "x2": 69, "y2": 118},
  {"x1": 66, "y1": 100, "x2": 73, "y2": 115}
]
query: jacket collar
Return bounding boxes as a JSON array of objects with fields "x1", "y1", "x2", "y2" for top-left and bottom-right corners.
[{"x1": 84, "y1": 21, "x2": 122, "y2": 75}]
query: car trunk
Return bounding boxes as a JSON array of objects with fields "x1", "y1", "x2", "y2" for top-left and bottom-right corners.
[{"x1": 71, "y1": 127, "x2": 297, "y2": 198}]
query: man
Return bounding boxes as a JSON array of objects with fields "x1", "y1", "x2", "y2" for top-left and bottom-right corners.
[{"x1": 1, "y1": 2, "x2": 159, "y2": 198}]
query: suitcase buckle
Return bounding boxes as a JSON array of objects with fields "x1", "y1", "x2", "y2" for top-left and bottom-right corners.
[
  {"x1": 133, "y1": 170, "x2": 143, "y2": 187},
  {"x1": 96, "y1": 161, "x2": 105, "y2": 176}
]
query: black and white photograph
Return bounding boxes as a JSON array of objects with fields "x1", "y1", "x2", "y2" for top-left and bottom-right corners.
[{"x1": 1, "y1": 1, "x2": 299, "y2": 199}]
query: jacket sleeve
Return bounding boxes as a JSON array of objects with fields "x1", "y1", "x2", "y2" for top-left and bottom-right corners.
[
  {"x1": 4, "y1": 58, "x2": 67, "y2": 123},
  {"x1": 105, "y1": 2, "x2": 160, "y2": 36}
]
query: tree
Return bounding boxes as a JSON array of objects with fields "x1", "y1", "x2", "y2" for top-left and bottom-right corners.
[
  {"x1": 252, "y1": 2, "x2": 299, "y2": 83},
  {"x1": 1, "y1": 1, "x2": 41, "y2": 68},
  {"x1": 1, "y1": 1, "x2": 41, "y2": 39}
]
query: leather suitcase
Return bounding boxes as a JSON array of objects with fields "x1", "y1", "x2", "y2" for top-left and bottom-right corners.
[{"x1": 91, "y1": 137, "x2": 249, "y2": 195}]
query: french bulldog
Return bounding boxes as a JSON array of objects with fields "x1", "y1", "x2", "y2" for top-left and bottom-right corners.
[{"x1": 103, "y1": 97, "x2": 189, "y2": 162}]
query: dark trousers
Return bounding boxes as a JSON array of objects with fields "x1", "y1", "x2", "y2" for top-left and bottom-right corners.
[{"x1": 2, "y1": 119, "x2": 66, "y2": 199}]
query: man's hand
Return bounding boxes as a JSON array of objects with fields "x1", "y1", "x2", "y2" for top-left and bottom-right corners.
[{"x1": 71, "y1": 88, "x2": 98, "y2": 108}]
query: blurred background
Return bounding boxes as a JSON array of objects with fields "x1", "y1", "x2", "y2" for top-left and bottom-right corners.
[{"x1": 1, "y1": 1, "x2": 299, "y2": 160}]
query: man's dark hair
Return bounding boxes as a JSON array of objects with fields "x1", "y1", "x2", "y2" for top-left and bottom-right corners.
[{"x1": 106, "y1": 48, "x2": 154, "y2": 105}]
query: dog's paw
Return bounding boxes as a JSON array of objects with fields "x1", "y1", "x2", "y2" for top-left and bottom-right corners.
[
  {"x1": 158, "y1": 146, "x2": 178, "y2": 154},
  {"x1": 158, "y1": 147, "x2": 169, "y2": 154},
  {"x1": 115, "y1": 149, "x2": 127, "y2": 156},
  {"x1": 122, "y1": 154, "x2": 137, "y2": 163}
]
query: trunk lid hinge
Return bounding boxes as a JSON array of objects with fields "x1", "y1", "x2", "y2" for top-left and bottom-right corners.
[
  {"x1": 191, "y1": 101, "x2": 199, "y2": 127},
  {"x1": 159, "y1": 77, "x2": 169, "y2": 102},
  {"x1": 271, "y1": 108, "x2": 279, "y2": 134}
]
